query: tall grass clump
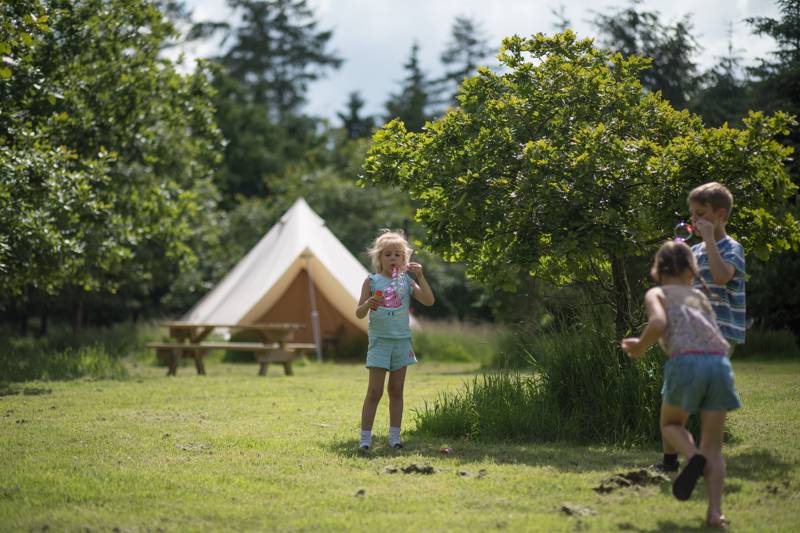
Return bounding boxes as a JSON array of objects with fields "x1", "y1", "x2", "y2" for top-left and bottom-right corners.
[
  {"x1": 735, "y1": 328, "x2": 800, "y2": 359},
  {"x1": 413, "y1": 325, "x2": 664, "y2": 446},
  {"x1": 0, "y1": 322, "x2": 155, "y2": 382},
  {"x1": 412, "y1": 320, "x2": 504, "y2": 364}
]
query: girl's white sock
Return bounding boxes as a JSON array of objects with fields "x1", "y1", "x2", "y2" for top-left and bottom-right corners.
[
  {"x1": 359, "y1": 430, "x2": 372, "y2": 448},
  {"x1": 388, "y1": 426, "x2": 402, "y2": 446}
]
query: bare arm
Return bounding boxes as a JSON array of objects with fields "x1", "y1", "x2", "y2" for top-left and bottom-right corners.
[
  {"x1": 355, "y1": 277, "x2": 379, "y2": 319},
  {"x1": 407, "y1": 262, "x2": 435, "y2": 307},
  {"x1": 621, "y1": 288, "x2": 667, "y2": 359}
]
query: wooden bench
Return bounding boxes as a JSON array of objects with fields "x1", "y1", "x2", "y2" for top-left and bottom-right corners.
[{"x1": 146, "y1": 341, "x2": 312, "y2": 376}]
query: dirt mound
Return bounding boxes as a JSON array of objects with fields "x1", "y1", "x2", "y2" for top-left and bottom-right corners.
[{"x1": 594, "y1": 468, "x2": 669, "y2": 493}]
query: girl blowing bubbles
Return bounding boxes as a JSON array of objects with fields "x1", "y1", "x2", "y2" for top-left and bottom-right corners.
[
  {"x1": 622, "y1": 241, "x2": 740, "y2": 529},
  {"x1": 355, "y1": 230, "x2": 435, "y2": 451}
]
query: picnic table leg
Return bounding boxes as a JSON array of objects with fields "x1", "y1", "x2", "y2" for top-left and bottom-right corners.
[
  {"x1": 258, "y1": 359, "x2": 269, "y2": 377},
  {"x1": 168, "y1": 348, "x2": 180, "y2": 376},
  {"x1": 193, "y1": 349, "x2": 207, "y2": 375},
  {"x1": 282, "y1": 362, "x2": 293, "y2": 376}
]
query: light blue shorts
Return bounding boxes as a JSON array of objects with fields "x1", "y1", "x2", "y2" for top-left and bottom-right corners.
[
  {"x1": 661, "y1": 354, "x2": 741, "y2": 414},
  {"x1": 366, "y1": 337, "x2": 417, "y2": 372}
]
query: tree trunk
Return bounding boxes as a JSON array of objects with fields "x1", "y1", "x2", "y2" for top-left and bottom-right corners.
[
  {"x1": 73, "y1": 298, "x2": 83, "y2": 334},
  {"x1": 610, "y1": 254, "x2": 633, "y2": 364},
  {"x1": 37, "y1": 309, "x2": 48, "y2": 338},
  {"x1": 19, "y1": 311, "x2": 28, "y2": 336}
]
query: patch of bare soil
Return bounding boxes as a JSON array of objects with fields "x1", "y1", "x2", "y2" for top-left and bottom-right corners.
[{"x1": 594, "y1": 468, "x2": 670, "y2": 493}]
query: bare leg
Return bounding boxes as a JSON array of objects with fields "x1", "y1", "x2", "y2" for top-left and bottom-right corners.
[
  {"x1": 387, "y1": 366, "x2": 407, "y2": 428},
  {"x1": 360, "y1": 367, "x2": 387, "y2": 431},
  {"x1": 663, "y1": 438, "x2": 678, "y2": 455},
  {"x1": 700, "y1": 410, "x2": 727, "y2": 526},
  {"x1": 660, "y1": 403, "x2": 695, "y2": 457}
]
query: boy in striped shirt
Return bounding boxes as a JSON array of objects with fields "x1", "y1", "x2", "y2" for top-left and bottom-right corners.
[
  {"x1": 687, "y1": 182, "x2": 746, "y2": 345},
  {"x1": 655, "y1": 181, "x2": 746, "y2": 473}
]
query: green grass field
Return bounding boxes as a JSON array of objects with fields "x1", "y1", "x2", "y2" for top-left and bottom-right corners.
[{"x1": 2, "y1": 358, "x2": 799, "y2": 531}]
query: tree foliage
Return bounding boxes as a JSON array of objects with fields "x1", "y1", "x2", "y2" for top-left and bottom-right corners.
[
  {"x1": 1, "y1": 0, "x2": 223, "y2": 325},
  {"x1": 337, "y1": 91, "x2": 374, "y2": 140},
  {"x1": 189, "y1": 0, "x2": 342, "y2": 205},
  {"x1": 363, "y1": 31, "x2": 800, "y2": 333},
  {"x1": 438, "y1": 16, "x2": 494, "y2": 107},
  {"x1": 385, "y1": 42, "x2": 435, "y2": 133}
]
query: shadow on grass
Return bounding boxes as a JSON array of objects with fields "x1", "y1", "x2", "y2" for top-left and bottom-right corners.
[
  {"x1": 324, "y1": 435, "x2": 660, "y2": 473},
  {"x1": 727, "y1": 447, "x2": 796, "y2": 481},
  {"x1": 616, "y1": 520, "x2": 713, "y2": 532}
]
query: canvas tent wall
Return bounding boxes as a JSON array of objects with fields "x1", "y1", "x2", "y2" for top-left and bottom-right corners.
[{"x1": 183, "y1": 198, "x2": 372, "y2": 353}]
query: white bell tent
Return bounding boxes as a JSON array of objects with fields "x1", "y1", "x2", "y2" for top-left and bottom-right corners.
[{"x1": 182, "y1": 198, "x2": 376, "y2": 358}]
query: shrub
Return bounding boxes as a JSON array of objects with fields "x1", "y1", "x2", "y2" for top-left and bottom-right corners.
[
  {"x1": 413, "y1": 325, "x2": 664, "y2": 446},
  {"x1": 0, "y1": 322, "x2": 153, "y2": 382},
  {"x1": 0, "y1": 342, "x2": 127, "y2": 382}
]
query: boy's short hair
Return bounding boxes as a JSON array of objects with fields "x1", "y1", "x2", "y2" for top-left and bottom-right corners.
[{"x1": 688, "y1": 182, "x2": 734, "y2": 220}]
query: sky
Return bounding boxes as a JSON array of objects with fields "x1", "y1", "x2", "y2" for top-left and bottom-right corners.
[{"x1": 178, "y1": 0, "x2": 782, "y2": 122}]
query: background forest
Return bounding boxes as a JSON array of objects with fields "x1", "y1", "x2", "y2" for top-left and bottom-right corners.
[{"x1": 2, "y1": 0, "x2": 799, "y2": 350}]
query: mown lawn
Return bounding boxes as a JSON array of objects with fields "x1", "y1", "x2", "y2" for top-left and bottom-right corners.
[{"x1": 1, "y1": 358, "x2": 799, "y2": 531}]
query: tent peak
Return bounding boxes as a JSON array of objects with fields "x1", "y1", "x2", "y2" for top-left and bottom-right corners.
[{"x1": 280, "y1": 197, "x2": 325, "y2": 226}]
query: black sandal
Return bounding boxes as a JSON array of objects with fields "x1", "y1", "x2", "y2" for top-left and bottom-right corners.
[
  {"x1": 392, "y1": 443, "x2": 404, "y2": 449},
  {"x1": 672, "y1": 454, "x2": 706, "y2": 501}
]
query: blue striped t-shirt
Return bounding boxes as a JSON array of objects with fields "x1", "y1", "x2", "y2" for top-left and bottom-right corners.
[{"x1": 691, "y1": 236, "x2": 746, "y2": 344}]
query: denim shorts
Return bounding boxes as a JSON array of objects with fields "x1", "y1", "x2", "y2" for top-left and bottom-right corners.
[
  {"x1": 662, "y1": 354, "x2": 741, "y2": 414},
  {"x1": 366, "y1": 337, "x2": 417, "y2": 372}
]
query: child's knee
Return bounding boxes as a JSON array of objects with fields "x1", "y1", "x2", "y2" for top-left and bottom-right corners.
[
  {"x1": 387, "y1": 385, "x2": 404, "y2": 400},
  {"x1": 365, "y1": 387, "x2": 383, "y2": 402}
]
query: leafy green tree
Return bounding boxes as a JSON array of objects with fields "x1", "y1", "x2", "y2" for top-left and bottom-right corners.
[
  {"x1": 593, "y1": 1, "x2": 701, "y2": 108},
  {"x1": 438, "y1": 16, "x2": 493, "y2": 106},
  {"x1": 337, "y1": 91, "x2": 374, "y2": 140},
  {"x1": 363, "y1": 31, "x2": 800, "y2": 340},
  {"x1": 385, "y1": 42, "x2": 434, "y2": 132},
  {"x1": 744, "y1": 0, "x2": 800, "y2": 336},
  {"x1": 1, "y1": 0, "x2": 223, "y2": 330}
]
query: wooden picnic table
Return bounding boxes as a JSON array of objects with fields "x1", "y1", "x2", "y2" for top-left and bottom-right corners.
[{"x1": 148, "y1": 322, "x2": 312, "y2": 376}]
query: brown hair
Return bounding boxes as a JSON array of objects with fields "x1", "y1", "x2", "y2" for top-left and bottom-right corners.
[
  {"x1": 650, "y1": 240, "x2": 697, "y2": 283},
  {"x1": 366, "y1": 230, "x2": 413, "y2": 272},
  {"x1": 688, "y1": 181, "x2": 733, "y2": 220},
  {"x1": 651, "y1": 240, "x2": 714, "y2": 299}
]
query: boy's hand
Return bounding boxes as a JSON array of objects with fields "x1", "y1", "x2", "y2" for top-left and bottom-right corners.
[
  {"x1": 692, "y1": 218, "x2": 715, "y2": 242},
  {"x1": 621, "y1": 338, "x2": 643, "y2": 359},
  {"x1": 406, "y1": 262, "x2": 424, "y2": 278}
]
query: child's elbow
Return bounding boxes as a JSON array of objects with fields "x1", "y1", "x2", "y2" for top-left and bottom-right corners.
[
  {"x1": 650, "y1": 317, "x2": 667, "y2": 333},
  {"x1": 418, "y1": 295, "x2": 435, "y2": 307},
  {"x1": 712, "y1": 273, "x2": 733, "y2": 285}
]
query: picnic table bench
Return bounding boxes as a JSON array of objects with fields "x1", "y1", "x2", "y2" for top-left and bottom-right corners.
[{"x1": 146, "y1": 322, "x2": 313, "y2": 376}]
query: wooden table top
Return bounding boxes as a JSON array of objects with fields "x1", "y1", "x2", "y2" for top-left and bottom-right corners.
[{"x1": 159, "y1": 322, "x2": 305, "y2": 330}]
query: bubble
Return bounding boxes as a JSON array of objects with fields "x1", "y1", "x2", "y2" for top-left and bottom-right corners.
[{"x1": 674, "y1": 221, "x2": 693, "y2": 242}]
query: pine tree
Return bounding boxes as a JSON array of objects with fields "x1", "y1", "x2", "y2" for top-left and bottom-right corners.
[
  {"x1": 593, "y1": 2, "x2": 701, "y2": 109},
  {"x1": 219, "y1": 0, "x2": 343, "y2": 118},
  {"x1": 337, "y1": 91, "x2": 374, "y2": 140},
  {"x1": 690, "y1": 27, "x2": 750, "y2": 127},
  {"x1": 438, "y1": 16, "x2": 493, "y2": 106},
  {"x1": 385, "y1": 42, "x2": 433, "y2": 132}
]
